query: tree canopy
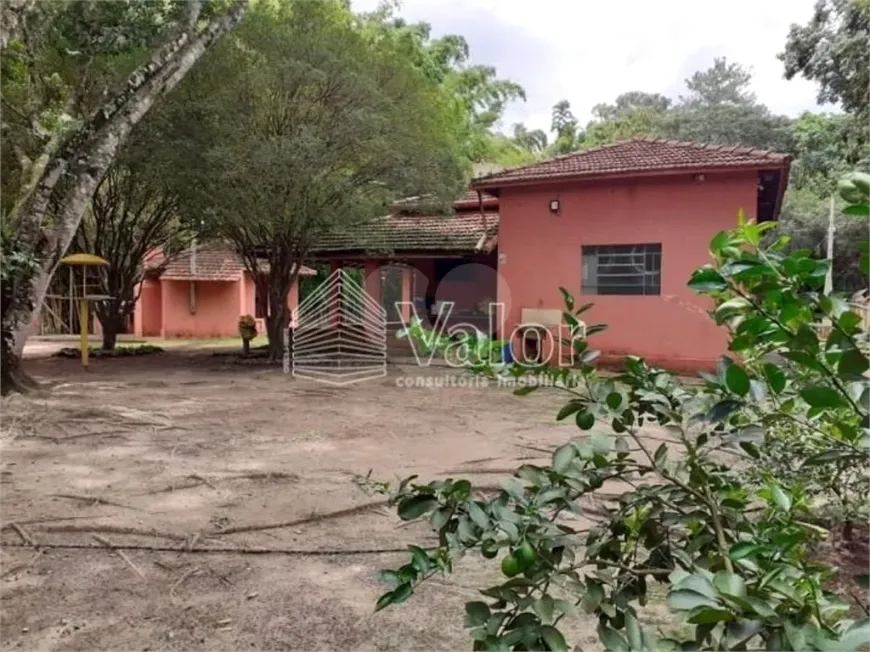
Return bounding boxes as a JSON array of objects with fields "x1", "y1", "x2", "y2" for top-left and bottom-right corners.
[{"x1": 163, "y1": 0, "x2": 466, "y2": 356}]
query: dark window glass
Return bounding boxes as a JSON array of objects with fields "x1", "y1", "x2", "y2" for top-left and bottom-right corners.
[{"x1": 582, "y1": 244, "x2": 661, "y2": 296}]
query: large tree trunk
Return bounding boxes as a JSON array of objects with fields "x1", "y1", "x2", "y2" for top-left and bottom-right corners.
[
  {"x1": 266, "y1": 290, "x2": 291, "y2": 363},
  {"x1": 96, "y1": 300, "x2": 127, "y2": 351},
  {"x1": 4, "y1": 0, "x2": 249, "y2": 370},
  {"x1": 99, "y1": 316, "x2": 120, "y2": 351},
  {"x1": 0, "y1": 349, "x2": 41, "y2": 396}
]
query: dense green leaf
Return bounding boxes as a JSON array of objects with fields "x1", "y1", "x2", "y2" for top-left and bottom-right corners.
[
  {"x1": 728, "y1": 542, "x2": 764, "y2": 560},
  {"x1": 556, "y1": 400, "x2": 585, "y2": 421},
  {"x1": 687, "y1": 608, "x2": 734, "y2": 624},
  {"x1": 464, "y1": 601, "x2": 491, "y2": 628},
  {"x1": 713, "y1": 571, "x2": 746, "y2": 598},
  {"x1": 689, "y1": 266, "x2": 727, "y2": 291},
  {"x1": 770, "y1": 485, "x2": 792, "y2": 512},
  {"x1": 533, "y1": 596, "x2": 555, "y2": 623},
  {"x1": 707, "y1": 400, "x2": 742, "y2": 422},
  {"x1": 552, "y1": 443, "x2": 575, "y2": 473},
  {"x1": 667, "y1": 589, "x2": 721, "y2": 611},
  {"x1": 467, "y1": 501, "x2": 490, "y2": 529},
  {"x1": 541, "y1": 625, "x2": 568, "y2": 652},
  {"x1": 559, "y1": 287, "x2": 574, "y2": 311},
  {"x1": 800, "y1": 386, "x2": 846, "y2": 408},
  {"x1": 763, "y1": 363, "x2": 787, "y2": 394},
  {"x1": 838, "y1": 619, "x2": 870, "y2": 652},
  {"x1": 398, "y1": 495, "x2": 437, "y2": 521},
  {"x1": 606, "y1": 392, "x2": 623, "y2": 409},
  {"x1": 597, "y1": 624, "x2": 629, "y2": 652},
  {"x1": 838, "y1": 348, "x2": 869, "y2": 377},
  {"x1": 408, "y1": 545, "x2": 432, "y2": 572},
  {"x1": 725, "y1": 364, "x2": 751, "y2": 396}
]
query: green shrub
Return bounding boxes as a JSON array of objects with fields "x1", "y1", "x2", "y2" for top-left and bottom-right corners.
[{"x1": 363, "y1": 196, "x2": 869, "y2": 650}]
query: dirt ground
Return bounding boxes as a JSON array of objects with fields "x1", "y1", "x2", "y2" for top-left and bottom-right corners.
[{"x1": 3, "y1": 352, "x2": 653, "y2": 651}]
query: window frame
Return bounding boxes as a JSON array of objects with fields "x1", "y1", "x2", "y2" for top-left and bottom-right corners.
[{"x1": 581, "y1": 243, "x2": 662, "y2": 296}]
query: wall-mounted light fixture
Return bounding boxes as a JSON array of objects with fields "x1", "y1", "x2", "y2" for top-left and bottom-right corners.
[{"x1": 549, "y1": 198, "x2": 560, "y2": 214}]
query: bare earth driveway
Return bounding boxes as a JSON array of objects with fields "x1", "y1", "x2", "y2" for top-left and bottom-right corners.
[{"x1": 0, "y1": 353, "x2": 672, "y2": 651}]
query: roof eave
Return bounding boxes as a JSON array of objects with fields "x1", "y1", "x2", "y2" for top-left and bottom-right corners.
[
  {"x1": 771, "y1": 158, "x2": 792, "y2": 222},
  {"x1": 471, "y1": 162, "x2": 790, "y2": 192}
]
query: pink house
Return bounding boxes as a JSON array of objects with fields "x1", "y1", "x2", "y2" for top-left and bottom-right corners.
[
  {"x1": 470, "y1": 138, "x2": 790, "y2": 371},
  {"x1": 134, "y1": 243, "x2": 315, "y2": 339},
  {"x1": 313, "y1": 138, "x2": 790, "y2": 372},
  {"x1": 133, "y1": 139, "x2": 789, "y2": 370}
]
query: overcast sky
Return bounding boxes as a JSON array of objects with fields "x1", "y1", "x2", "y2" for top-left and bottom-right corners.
[{"x1": 352, "y1": 0, "x2": 835, "y2": 135}]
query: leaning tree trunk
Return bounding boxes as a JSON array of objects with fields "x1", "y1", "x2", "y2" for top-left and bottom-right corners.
[
  {"x1": 3, "y1": 0, "x2": 249, "y2": 388},
  {"x1": 266, "y1": 286, "x2": 292, "y2": 363}
]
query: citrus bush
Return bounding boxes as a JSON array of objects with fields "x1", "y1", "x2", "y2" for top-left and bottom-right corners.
[{"x1": 364, "y1": 201, "x2": 869, "y2": 650}]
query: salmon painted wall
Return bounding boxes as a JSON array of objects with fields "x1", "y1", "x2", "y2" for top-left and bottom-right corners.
[
  {"x1": 136, "y1": 278, "x2": 162, "y2": 337},
  {"x1": 161, "y1": 278, "x2": 245, "y2": 338},
  {"x1": 496, "y1": 171, "x2": 759, "y2": 371}
]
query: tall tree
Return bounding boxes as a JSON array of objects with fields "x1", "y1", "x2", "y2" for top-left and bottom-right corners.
[
  {"x1": 664, "y1": 58, "x2": 792, "y2": 151},
  {"x1": 591, "y1": 91, "x2": 672, "y2": 120},
  {"x1": 780, "y1": 0, "x2": 870, "y2": 117},
  {"x1": 72, "y1": 133, "x2": 187, "y2": 350},
  {"x1": 511, "y1": 123, "x2": 548, "y2": 154},
  {"x1": 357, "y1": 7, "x2": 525, "y2": 165},
  {"x1": 550, "y1": 100, "x2": 583, "y2": 154},
  {"x1": 167, "y1": 1, "x2": 465, "y2": 359},
  {"x1": 680, "y1": 57, "x2": 756, "y2": 106},
  {"x1": 1, "y1": 0, "x2": 247, "y2": 394},
  {"x1": 788, "y1": 111, "x2": 869, "y2": 194}
]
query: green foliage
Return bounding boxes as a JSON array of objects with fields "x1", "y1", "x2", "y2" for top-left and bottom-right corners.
[
  {"x1": 357, "y1": 4, "x2": 525, "y2": 165},
  {"x1": 163, "y1": 0, "x2": 465, "y2": 354},
  {"x1": 779, "y1": 0, "x2": 870, "y2": 117},
  {"x1": 0, "y1": 231, "x2": 40, "y2": 374},
  {"x1": 0, "y1": 0, "x2": 188, "y2": 216},
  {"x1": 365, "y1": 211, "x2": 869, "y2": 650}
]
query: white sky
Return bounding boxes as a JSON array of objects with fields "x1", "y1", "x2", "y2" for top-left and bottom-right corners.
[{"x1": 352, "y1": 0, "x2": 836, "y2": 135}]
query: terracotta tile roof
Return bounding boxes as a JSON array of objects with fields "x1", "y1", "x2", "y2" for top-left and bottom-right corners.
[
  {"x1": 472, "y1": 138, "x2": 790, "y2": 188},
  {"x1": 159, "y1": 243, "x2": 315, "y2": 281},
  {"x1": 391, "y1": 189, "x2": 498, "y2": 211},
  {"x1": 312, "y1": 212, "x2": 499, "y2": 254}
]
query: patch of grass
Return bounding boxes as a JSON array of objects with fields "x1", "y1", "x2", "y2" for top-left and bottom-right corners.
[{"x1": 120, "y1": 336, "x2": 269, "y2": 350}]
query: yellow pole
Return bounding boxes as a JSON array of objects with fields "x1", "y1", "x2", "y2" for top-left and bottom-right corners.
[{"x1": 80, "y1": 298, "x2": 89, "y2": 368}]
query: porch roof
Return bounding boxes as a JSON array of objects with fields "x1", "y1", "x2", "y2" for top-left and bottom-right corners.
[
  {"x1": 311, "y1": 211, "x2": 499, "y2": 256},
  {"x1": 158, "y1": 243, "x2": 315, "y2": 281}
]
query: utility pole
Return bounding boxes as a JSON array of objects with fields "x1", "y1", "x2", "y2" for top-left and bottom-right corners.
[{"x1": 824, "y1": 194, "x2": 835, "y2": 296}]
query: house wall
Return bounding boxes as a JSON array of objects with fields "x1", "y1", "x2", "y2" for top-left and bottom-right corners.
[
  {"x1": 161, "y1": 279, "x2": 242, "y2": 339},
  {"x1": 496, "y1": 171, "x2": 759, "y2": 371},
  {"x1": 135, "y1": 278, "x2": 163, "y2": 337}
]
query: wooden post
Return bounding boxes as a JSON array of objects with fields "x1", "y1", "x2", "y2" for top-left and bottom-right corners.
[{"x1": 80, "y1": 298, "x2": 89, "y2": 368}]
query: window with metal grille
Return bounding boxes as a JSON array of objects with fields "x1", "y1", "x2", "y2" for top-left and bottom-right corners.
[{"x1": 581, "y1": 244, "x2": 661, "y2": 295}]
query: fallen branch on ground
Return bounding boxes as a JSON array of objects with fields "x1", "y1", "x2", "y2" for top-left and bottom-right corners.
[
  {"x1": 1, "y1": 540, "x2": 422, "y2": 556},
  {"x1": 169, "y1": 565, "x2": 202, "y2": 599},
  {"x1": 31, "y1": 523, "x2": 188, "y2": 541},
  {"x1": 50, "y1": 493, "x2": 144, "y2": 512},
  {"x1": 9, "y1": 523, "x2": 36, "y2": 547},
  {"x1": 209, "y1": 500, "x2": 388, "y2": 536},
  {"x1": 93, "y1": 534, "x2": 146, "y2": 578}
]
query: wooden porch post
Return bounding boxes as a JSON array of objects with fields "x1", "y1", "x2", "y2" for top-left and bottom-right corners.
[
  {"x1": 400, "y1": 266, "x2": 412, "y2": 323},
  {"x1": 328, "y1": 259, "x2": 343, "y2": 327}
]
